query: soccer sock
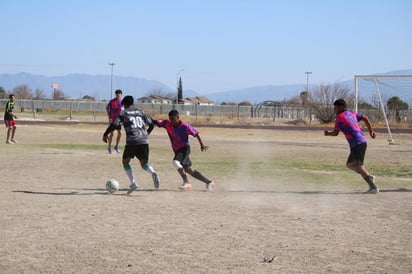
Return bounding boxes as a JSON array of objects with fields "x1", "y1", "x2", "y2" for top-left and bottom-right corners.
[
  {"x1": 364, "y1": 175, "x2": 376, "y2": 188},
  {"x1": 144, "y1": 163, "x2": 155, "y2": 175},
  {"x1": 123, "y1": 163, "x2": 135, "y2": 185},
  {"x1": 191, "y1": 170, "x2": 211, "y2": 184},
  {"x1": 181, "y1": 173, "x2": 189, "y2": 184}
]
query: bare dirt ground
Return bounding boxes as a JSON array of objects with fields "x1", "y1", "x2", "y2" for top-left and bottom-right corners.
[{"x1": 0, "y1": 122, "x2": 411, "y2": 273}]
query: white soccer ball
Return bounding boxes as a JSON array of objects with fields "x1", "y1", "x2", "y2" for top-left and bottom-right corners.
[{"x1": 106, "y1": 179, "x2": 120, "y2": 193}]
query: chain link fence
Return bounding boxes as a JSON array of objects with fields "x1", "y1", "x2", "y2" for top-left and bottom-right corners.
[{"x1": 1, "y1": 99, "x2": 410, "y2": 125}]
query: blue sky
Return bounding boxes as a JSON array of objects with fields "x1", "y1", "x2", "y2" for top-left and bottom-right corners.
[{"x1": 1, "y1": 0, "x2": 411, "y2": 93}]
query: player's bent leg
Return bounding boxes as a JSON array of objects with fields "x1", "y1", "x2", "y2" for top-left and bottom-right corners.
[
  {"x1": 142, "y1": 162, "x2": 160, "y2": 189},
  {"x1": 173, "y1": 160, "x2": 183, "y2": 169},
  {"x1": 173, "y1": 160, "x2": 191, "y2": 190}
]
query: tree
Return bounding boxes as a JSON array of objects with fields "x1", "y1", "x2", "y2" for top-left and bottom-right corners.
[
  {"x1": 300, "y1": 91, "x2": 309, "y2": 106},
  {"x1": 309, "y1": 82, "x2": 353, "y2": 123},
  {"x1": 52, "y1": 89, "x2": 65, "y2": 100},
  {"x1": 13, "y1": 84, "x2": 33, "y2": 99},
  {"x1": 177, "y1": 77, "x2": 183, "y2": 103},
  {"x1": 387, "y1": 96, "x2": 409, "y2": 123},
  {"x1": 146, "y1": 88, "x2": 175, "y2": 100},
  {"x1": 238, "y1": 101, "x2": 252, "y2": 106},
  {"x1": 82, "y1": 95, "x2": 95, "y2": 101},
  {"x1": 0, "y1": 86, "x2": 6, "y2": 99},
  {"x1": 34, "y1": 88, "x2": 46, "y2": 99}
]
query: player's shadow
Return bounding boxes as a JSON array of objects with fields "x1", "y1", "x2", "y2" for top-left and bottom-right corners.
[
  {"x1": 13, "y1": 190, "x2": 111, "y2": 196},
  {"x1": 227, "y1": 188, "x2": 412, "y2": 194},
  {"x1": 227, "y1": 190, "x2": 359, "y2": 195},
  {"x1": 12, "y1": 188, "x2": 178, "y2": 196},
  {"x1": 379, "y1": 188, "x2": 412, "y2": 193}
]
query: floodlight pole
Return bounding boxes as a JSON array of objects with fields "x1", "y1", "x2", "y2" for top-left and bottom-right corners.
[{"x1": 109, "y1": 62, "x2": 115, "y2": 99}]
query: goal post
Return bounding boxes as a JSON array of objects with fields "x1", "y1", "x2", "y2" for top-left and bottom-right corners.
[{"x1": 354, "y1": 74, "x2": 412, "y2": 144}]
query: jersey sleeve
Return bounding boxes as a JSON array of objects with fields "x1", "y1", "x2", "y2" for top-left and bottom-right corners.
[
  {"x1": 156, "y1": 119, "x2": 168, "y2": 128},
  {"x1": 185, "y1": 123, "x2": 199, "y2": 137}
]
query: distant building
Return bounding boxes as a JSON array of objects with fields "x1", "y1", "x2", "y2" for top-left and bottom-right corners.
[
  {"x1": 183, "y1": 96, "x2": 214, "y2": 106},
  {"x1": 136, "y1": 95, "x2": 174, "y2": 105},
  {"x1": 136, "y1": 95, "x2": 214, "y2": 106}
]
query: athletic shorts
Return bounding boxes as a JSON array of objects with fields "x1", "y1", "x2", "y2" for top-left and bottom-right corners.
[
  {"x1": 174, "y1": 146, "x2": 192, "y2": 168},
  {"x1": 347, "y1": 142, "x2": 367, "y2": 166},
  {"x1": 4, "y1": 120, "x2": 16, "y2": 128},
  {"x1": 123, "y1": 144, "x2": 149, "y2": 161},
  {"x1": 109, "y1": 123, "x2": 121, "y2": 131}
]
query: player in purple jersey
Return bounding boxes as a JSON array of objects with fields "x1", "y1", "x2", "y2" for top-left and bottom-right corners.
[
  {"x1": 105, "y1": 89, "x2": 123, "y2": 154},
  {"x1": 103, "y1": 95, "x2": 160, "y2": 194},
  {"x1": 156, "y1": 110, "x2": 215, "y2": 191},
  {"x1": 324, "y1": 99, "x2": 378, "y2": 194}
]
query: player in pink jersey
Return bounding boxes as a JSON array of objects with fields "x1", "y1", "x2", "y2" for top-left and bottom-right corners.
[
  {"x1": 106, "y1": 89, "x2": 123, "y2": 154},
  {"x1": 324, "y1": 99, "x2": 378, "y2": 194},
  {"x1": 156, "y1": 110, "x2": 215, "y2": 191}
]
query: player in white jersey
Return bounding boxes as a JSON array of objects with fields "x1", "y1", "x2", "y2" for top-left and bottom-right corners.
[{"x1": 103, "y1": 95, "x2": 160, "y2": 194}]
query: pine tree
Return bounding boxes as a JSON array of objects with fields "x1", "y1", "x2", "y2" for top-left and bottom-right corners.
[{"x1": 177, "y1": 77, "x2": 183, "y2": 103}]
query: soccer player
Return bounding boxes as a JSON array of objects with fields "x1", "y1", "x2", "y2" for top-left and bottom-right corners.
[
  {"x1": 155, "y1": 110, "x2": 215, "y2": 191},
  {"x1": 4, "y1": 94, "x2": 18, "y2": 144},
  {"x1": 324, "y1": 99, "x2": 378, "y2": 194},
  {"x1": 103, "y1": 95, "x2": 160, "y2": 194},
  {"x1": 106, "y1": 89, "x2": 123, "y2": 154}
]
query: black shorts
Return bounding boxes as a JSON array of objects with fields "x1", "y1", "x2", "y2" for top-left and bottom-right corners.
[
  {"x1": 347, "y1": 142, "x2": 367, "y2": 166},
  {"x1": 123, "y1": 144, "x2": 149, "y2": 161},
  {"x1": 174, "y1": 146, "x2": 192, "y2": 168}
]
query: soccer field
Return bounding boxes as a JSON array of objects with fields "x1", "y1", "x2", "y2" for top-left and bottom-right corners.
[{"x1": 1, "y1": 123, "x2": 411, "y2": 273}]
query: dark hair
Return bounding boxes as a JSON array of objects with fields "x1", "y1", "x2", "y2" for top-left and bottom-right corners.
[
  {"x1": 9, "y1": 94, "x2": 15, "y2": 99},
  {"x1": 168, "y1": 110, "x2": 179, "y2": 117},
  {"x1": 333, "y1": 99, "x2": 347, "y2": 109},
  {"x1": 122, "y1": 95, "x2": 134, "y2": 107},
  {"x1": 115, "y1": 89, "x2": 123, "y2": 95}
]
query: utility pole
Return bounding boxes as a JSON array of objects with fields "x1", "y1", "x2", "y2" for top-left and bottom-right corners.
[{"x1": 109, "y1": 62, "x2": 115, "y2": 99}]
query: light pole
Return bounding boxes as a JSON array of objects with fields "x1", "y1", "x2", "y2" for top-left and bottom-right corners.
[
  {"x1": 109, "y1": 62, "x2": 115, "y2": 99},
  {"x1": 305, "y1": 71, "x2": 312, "y2": 93},
  {"x1": 176, "y1": 69, "x2": 184, "y2": 104}
]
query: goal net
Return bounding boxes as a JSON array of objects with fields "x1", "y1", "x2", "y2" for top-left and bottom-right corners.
[{"x1": 354, "y1": 75, "x2": 412, "y2": 144}]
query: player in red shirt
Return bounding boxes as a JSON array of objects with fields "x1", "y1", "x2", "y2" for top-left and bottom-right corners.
[
  {"x1": 156, "y1": 110, "x2": 215, "y2": 191},
  {"x1": 106, "y1": 89, "x2": 123, "y2": 154},
  {"x1": 324, "y1": 99, "x2": 378, "y2": 194}
]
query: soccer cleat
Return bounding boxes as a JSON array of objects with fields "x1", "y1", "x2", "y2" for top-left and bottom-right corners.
[
  {"x1": 152, "y1": 173, "x2": 160, "y2": 189},
  {"x1": 364, "y1": 187, "x2": 379, "y2": 194},
  {"x1": 127, "y1": 183, "x2": 138, "y2": 195},
  {"x1": 114, "y1": 146, "x2": 121, "y2": 153},
  {"x1": 6, "y1": 140, "x2": 13, "y2": 144},
  {"x1": 178, "y1": 183, "x2": 192, "y2": 191},
  {"x1": 205, "y1": 181, "x2": 216, "y2": 192},
  {"x1": 10, "y1": 139, "x2": 18, "y2": 143},
  {"x1": 107, "y1": 147, "x2": 112, "y2": 154}
]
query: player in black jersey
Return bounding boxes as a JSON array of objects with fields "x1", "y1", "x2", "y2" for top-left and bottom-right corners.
[{"x1": 103, "y1": 95, "x2": 160, "y2": 194}]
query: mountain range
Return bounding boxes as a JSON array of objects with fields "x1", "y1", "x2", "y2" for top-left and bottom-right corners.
[{"x1": 1, "y1": 69, "x2": 412, "y2": 104}]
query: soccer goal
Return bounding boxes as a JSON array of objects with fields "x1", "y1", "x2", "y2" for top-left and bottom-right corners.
[{"x1": 354, "y1": 74, "x2": 412, "y2": 144}]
